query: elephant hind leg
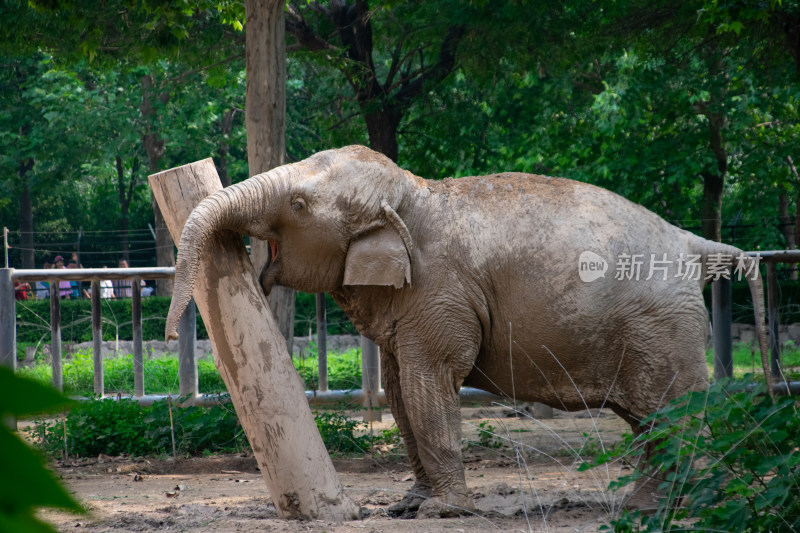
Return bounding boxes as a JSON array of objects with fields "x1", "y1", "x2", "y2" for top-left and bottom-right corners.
[{"x1": 381, "y1": 349, "x2": 433, "y2": 517}]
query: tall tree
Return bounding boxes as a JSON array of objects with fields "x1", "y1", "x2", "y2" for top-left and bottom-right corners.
[
  {"x1": 285, "y1": 1, "x2": 465, "y2": 162},
  {"x1": 245, "y1": 0, "x2": 296, "y2": 352}
]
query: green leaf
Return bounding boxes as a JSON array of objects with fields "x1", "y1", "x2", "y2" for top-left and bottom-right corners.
[
  {"x1": 0, "y1": 426, "x2": 83, "y2": 515},
  {"x1": 0, "y1": 512, "x2": 60, "y2": 533},
  {"x1": 0, "y1": 367, "x2": 74, "y2": 417}
]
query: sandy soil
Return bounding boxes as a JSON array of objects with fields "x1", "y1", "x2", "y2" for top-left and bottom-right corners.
[{"x1": 39, "y1": 407, "x2": 635, "y2": 532}]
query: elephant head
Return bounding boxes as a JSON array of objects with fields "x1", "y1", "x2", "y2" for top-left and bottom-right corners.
[{"x1": 165, "y1": 145, "x2": 418, "y2": 340}]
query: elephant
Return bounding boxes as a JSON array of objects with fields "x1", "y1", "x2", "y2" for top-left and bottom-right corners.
[{"x1": 165, "y1": 145, "x2": 770, "y2": 517}]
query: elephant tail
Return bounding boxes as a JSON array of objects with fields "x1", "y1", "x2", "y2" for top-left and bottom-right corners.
[{"x1": 694, "y1": 239, "x2": 774, "y2": 396}]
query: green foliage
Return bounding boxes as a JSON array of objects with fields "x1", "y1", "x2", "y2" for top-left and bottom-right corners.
[
  {"x1": 466, "y1": 421, "x2": 504, "y2": 450},
  {"x1": 14, "y1": 296, "x2": 208, "y2": 345},
  {"x1": 293, "y1": 348, "x2": 362, "y2": 391},
  {"x1": 294, "y1": 292, "x2": 358, "y2": 336},
  {"x1": 586, "y1": 380, "x2": 800, "y2": 532},
  {"x1": 18, "y1": 349, "x2": 362, "y2": 396},
  {"x1": 28, "y1": 397, "x2": 392, "y2": 458},
  {"x1": 28, "y1": 397, "x2": 247, "y2": 458},
  {"x1": 477, "y1": 421, "x2": 504, "y2": 449},
  {"x1": 314, "y1": 412, "x2": 371, "y2": 454},
  {"x1": 17, "y1": 351, "x2": 225, "y2": 396},
  {"x1": 0, "y1": 367, "x2": 83, "y2": 532}
]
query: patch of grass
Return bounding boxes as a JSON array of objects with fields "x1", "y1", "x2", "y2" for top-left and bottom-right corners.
[
  {"x1": 705, "y1": 341, "x2": 800, "y2": 379},
  {"x1": 293, "y1": 348, "x2": 362, "y2": 390},
  {"x1": 18, "y1": 348, "x2": 363, "y2": 396}
]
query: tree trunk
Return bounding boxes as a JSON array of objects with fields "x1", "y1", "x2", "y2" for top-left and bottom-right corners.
[
  {"x1": 779, "y1": 190, "x2": 796, "y2": 249},
  {"x1": 701, "y1": 171, "x2": 724, "y2": 242},
  {"x1": 701, "y1": 103, "x2": 728, "y2": 243},
  {"x1": 217, "y1": 109, "x2": 236, "y2": 188},
  {"x1": 141, "y1": 73, "x2": 174, "y2": 292},
  {"x1": 115, "y1": 155, "x2": 134, "y2": 262},
  {"x1": 149, "y1": 160, "x2": 360, "y2": 521},
  {"x1": 363, "y1": 107, "x2": 402, "y2": 163},
  {"x1": 245, "y1": 0, "x2": 295, "y2": 354},
  {"x1": 18, "y1": 160, "x2": 35, "y2": 269}
]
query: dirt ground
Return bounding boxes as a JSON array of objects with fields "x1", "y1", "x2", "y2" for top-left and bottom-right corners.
[{"x1": 39, "y1": 406, "x2": 635, "y2": 532}]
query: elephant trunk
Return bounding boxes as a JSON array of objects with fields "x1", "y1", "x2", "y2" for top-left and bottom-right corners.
[{"x1": 165, "y1": 168, "x2": 289, "y2": 341}]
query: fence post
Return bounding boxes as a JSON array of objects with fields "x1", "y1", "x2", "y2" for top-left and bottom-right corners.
[
  {"x1": 766, "y1": 262, "x2": 782, "y2": 377},
  {"x1": 91, "y1": 279, "x2": 104, "y2": 396},
  {"x1": 178, "y1": 297, "x2": 198, "y2": 398},
  {"x1": 361, "y1": 337, "x2": 381, "y2": 422},
  {"x1": 0, "y1": 268, "x2": 16, "y2": 431},
  {"x1": 50, "y1": 277, "x2": 63, "y2": 392},
  {"x1": 712, "y1": 277, "x2": 733, "y2": 380},
  {"x1": 316, "y1": 292, "x2": 328, "y2": 392},
  {"x1": 132, "y1": 278, "x2": 144, "y2": 397},
  {"x1": 0, "y1": 269, "x2": 15, "y2": 373}
]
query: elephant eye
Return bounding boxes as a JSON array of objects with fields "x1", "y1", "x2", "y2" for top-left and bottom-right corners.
[{"x1": 291, "y1": 197, "x2": 307, "y2": 212}]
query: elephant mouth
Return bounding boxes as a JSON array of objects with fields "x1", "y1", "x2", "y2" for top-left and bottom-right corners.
[{"x1": 267, "y1": 239, "x2": 278, "y2": 265}]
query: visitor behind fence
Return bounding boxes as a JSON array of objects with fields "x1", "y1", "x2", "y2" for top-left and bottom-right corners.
[
  {"x1": 54, "y1": 256, "x2": 72, "y2": 299},
  {"x1": 35, "y1": 260, "x2": 51, "y2": 299},
  {"x1": 14, "y1": 280, "x2": 30, "y2": 300},
  {"x1": 114, "y1": 259, "x2": 144, "y2": 298},
  {"x1": 66, "y1": 259, "x2": 81, "y2": 299}
]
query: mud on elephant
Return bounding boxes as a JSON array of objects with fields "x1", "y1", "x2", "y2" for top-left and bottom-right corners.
[{"x1": 165, "y1": 145, "x2": 770, "y2": 517}]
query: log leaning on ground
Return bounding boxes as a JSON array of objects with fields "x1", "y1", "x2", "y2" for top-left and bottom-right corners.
[{"x1": 149, "y1": 159, "x2": 361, "y2": 521}]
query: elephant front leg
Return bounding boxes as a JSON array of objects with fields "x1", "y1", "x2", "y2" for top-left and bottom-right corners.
[
  {"x1": 397, "y1": 334, "x2": 478, "y2": 518},
  {"x1": 381, "y1": 350, "x2": 433, "y2": 517}
]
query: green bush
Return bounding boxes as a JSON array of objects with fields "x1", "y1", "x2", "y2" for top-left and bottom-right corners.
[
  {"x1": 28, "y1": 397, "x2": 390, "y2": 458},
  {"x1": 314, "y1": 412, "x2": 371, "y2": 454},
  {"x1": 586, "y1": 379, "x2": 800, "y2": 532},
  {"x1": 28, "y1": 397, "x2": 247, "y2": 458}
]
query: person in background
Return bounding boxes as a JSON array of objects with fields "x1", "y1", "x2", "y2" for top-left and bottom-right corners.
[
  {"x1": 14, "y1": 279, "x2": 30, "y2": 300},
  {"x1": 54, "y1": 256, "x2": 72, "y2": 299},
  {"x1": 114, "y1": 259, "x2": 144, "y2": 298},
  {"x1": 70, "y1": 252, "x2": 89, "y2": 297},
  {"x1": 100, "y1": 266, "x2": 115, "y2": 299},
  {"x1": 66, "y1": 259, "x2": 81, "y2": 299},
  {"x1": 35, "y1": 260, "x2": 51, "y2": 299}
]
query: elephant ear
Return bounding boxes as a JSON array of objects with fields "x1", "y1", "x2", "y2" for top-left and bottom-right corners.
[{"x1": 344, "y1": 202, "x2": 412, "y2": 289}]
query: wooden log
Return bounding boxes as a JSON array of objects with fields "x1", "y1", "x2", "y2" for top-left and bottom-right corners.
[{"x1": 149, "y1": 159, "x2": 360, "y2": 521}]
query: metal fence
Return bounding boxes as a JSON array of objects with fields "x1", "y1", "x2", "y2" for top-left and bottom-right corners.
[
  {"x1": 715, "y1": 250, "x2": 800, "y2": 393},
  {"x1": 2, "y1": 251, "x2": 799, "y2": 409}
]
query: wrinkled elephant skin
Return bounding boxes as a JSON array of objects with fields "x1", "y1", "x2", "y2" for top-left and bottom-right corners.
[{"x1": 166, "y1": 146, "x2": 770, "y2": 517}]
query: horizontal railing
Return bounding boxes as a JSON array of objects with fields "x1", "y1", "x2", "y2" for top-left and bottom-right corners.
[{"x1": 0, "y1": 267, "x2": 400, "y2": 410}]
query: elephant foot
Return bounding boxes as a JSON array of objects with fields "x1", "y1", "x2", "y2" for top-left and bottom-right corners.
[
  {"x1": 416, "y1": 490, "x2": 476, "y2": 519},
  {"x1": 387, "y1": 483, "x2": 431, "y2": 518}
]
